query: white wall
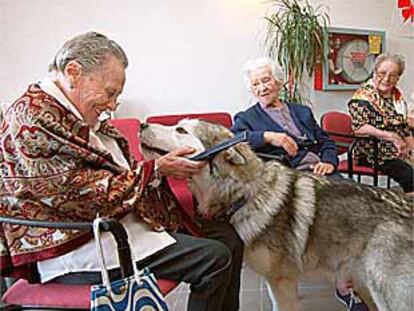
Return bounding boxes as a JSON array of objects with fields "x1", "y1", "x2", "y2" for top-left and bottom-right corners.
[{"x1": 1, "y1": 0, "x2": 413, "y2": 121}]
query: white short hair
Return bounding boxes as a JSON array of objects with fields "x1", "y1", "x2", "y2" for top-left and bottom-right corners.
[{"x1": 242, "y1": 57, "x2": 284, "y2": 89}]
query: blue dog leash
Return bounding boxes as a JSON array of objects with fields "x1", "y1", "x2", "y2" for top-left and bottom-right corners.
[{"x1": 190, "y1": 132, "x2": 248, "y2": 161}]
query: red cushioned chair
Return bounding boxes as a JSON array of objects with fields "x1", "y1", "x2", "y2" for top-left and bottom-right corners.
[
  {"x1": 1, "y1": 118, "x2": 178, "y2": 310},
  {"x1": 110, "y1": 118, "x2": 143, "y2": 162},
  {"x1": 321, "y1": 111, "x2": 390, "y2": 188},
  {"x1": 146, "y1": 112, "x2": 233, "y2": 218},
  {"x1": 146, "y1": 112, "x2": 233, "y2": 128}
]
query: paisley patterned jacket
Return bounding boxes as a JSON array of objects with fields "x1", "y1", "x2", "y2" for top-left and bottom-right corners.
[{"x1": 0, "y1": 84, "x2": 181, "y2": 277}]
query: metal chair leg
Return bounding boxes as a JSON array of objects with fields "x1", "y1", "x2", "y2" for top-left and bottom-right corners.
[{"x1": 266, "y1": 281, "x2": 279, "y2": 311}]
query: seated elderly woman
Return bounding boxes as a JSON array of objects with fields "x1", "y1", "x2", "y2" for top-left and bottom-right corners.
[
  {"x1": 232, "y1": 57, "x2": 340, "y2": 178},
  {"x1": 348, "y1": 53, "x2": 414, "y2": 195},
  {"x1": 0, "y1": 32, "x2": 243, "y2": 311},
  {"x1": 232, "y1": 56, "x2": 368, "y2": 311}
]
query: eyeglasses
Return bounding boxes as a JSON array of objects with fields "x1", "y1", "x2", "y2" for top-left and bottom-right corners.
[
  {"x1": 375, "y1": 71, "x2": 400, "y2": 82},
  {"x1": 250, "y1": 77, "x2": 283, "y2": 90}
]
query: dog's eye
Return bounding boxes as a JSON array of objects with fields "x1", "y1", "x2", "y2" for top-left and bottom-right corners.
[{"x1": 176, "y1": 127, "x2": 188, "y2": 134}]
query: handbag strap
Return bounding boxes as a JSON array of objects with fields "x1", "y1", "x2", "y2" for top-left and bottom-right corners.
[
  {"x1": 93, "y1": 217, "x2": 144, "y2": 289},
  {"x1": 93, "y1": 217, "x2": 111, "y2": 287}
]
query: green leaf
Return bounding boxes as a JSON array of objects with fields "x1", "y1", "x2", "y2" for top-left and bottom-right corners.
[{"x1": 264, "y1": 0, "x2": 330, "y2": 103}]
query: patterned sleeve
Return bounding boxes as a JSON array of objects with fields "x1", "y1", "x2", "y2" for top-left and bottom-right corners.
[
  {"x1": 398, "y1": 117, "x2": 412, "y2": 137},
  {"x1": 347, "y1": 98, "x2": 373, "y2": 131},
  {"x1": 400, "y1": 125, "x2": 412, "y2": 137}
]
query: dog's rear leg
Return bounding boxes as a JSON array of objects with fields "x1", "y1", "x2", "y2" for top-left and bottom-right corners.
[
  {"x1": 266, "y1": 277, "x2": 299, "y2": 311},
  {"x1": 366, "y1": 262, "x2": 414, "y2": 311},
  {"x1": 363, "y1": 223, "x2": 414, "y2": 311}
]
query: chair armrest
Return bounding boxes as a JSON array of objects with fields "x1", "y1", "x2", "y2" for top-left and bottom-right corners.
[
  {"x1": 345, "y1": 135, "x2": 380, "y2": 175},
  {"x1": 347, "y1": 134, "x2": 379, "y2": 151},
  {"x1": 0, "y1": 216, "x2": 92, "y2": 230},
  {"x1": 326, "y1": 130, "x2": 375, "y2": 157},
  {"x1": 0, "y1": 216, "x2": 134, "y2": 279},
  {"x1": 325, "y1": 130, "x2": 371, "y2": 140}
]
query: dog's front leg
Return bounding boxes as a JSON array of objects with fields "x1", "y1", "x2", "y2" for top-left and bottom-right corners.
[{"x1": 267, "y1": 277, "x2": 299, "y2": 311}]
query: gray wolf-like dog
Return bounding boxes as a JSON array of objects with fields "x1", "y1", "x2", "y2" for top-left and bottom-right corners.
[{"x1": 140, "y1": 119, "x2": 414, "y2": 311}]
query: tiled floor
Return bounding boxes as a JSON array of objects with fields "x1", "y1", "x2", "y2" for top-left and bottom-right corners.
[
  {"x1": 166, "y1": 265, "x2": 346, "y2": 311},
  {"x1": 0, "y1": 267, "x2": 349, "y2": 311}
]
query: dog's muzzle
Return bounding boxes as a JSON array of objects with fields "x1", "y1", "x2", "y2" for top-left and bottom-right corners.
[{"x1": 140, "y1": 143, "x2": 169, "y2": 156}]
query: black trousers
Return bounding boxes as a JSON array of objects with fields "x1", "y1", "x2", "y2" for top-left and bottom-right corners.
[
  {"x1": 379, "y1": 158, "x2": 414, "y2": 193},
  {"x1": 54, "y1": 219, "x2": 244, "y2": 311}
]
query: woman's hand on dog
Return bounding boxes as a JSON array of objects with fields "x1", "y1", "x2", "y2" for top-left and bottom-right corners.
[
  {"x1": 310, "y1": 162, "x2": 335, "y2": 176},
  {"x1": 264, "y1": 131, "x2": 298, "y2": 157},
  {"x1": 155, "y1": 147, "x2": 206, "y2": 179}
]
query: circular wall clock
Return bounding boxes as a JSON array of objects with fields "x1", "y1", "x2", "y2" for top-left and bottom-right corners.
[{"x1": 335, "y1": 39, "x2": 375, "y2": 83}]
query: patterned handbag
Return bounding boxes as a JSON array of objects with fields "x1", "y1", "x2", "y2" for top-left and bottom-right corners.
[{"x1": 90, "y1": 217, "x2": 169, "y2": 311}]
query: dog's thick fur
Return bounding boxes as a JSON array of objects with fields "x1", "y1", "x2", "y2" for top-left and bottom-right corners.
[{"x1": 140, "y1": 119, "x2": 414, "y2": 311}]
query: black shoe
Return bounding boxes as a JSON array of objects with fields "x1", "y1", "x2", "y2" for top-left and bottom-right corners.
[{"x1": 335, "y1": 288, "x2": 369, "y2": 311}]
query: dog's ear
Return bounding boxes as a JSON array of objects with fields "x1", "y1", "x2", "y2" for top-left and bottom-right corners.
[{"x1": 223, "y1": 147, "x2": 246, "y2": 165}]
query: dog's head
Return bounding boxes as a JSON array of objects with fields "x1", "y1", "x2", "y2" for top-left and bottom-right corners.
[
  {"x1": 140, "y1": 119, "x2": 264, "y2": 217},
  {"x1": 140, "y1": 119, "x2": 227, "y2": 159},
  {"x1": 140, "y1": 119, "x2": 247, "y2": 163}
]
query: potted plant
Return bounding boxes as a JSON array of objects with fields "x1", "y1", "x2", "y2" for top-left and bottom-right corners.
[{"x1": 265, "y1": 0, "x2": 330, "y2": 103}]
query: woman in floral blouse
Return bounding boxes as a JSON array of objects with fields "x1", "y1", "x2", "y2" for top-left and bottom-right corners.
[{"x1": 348, "y1": 53, "x2": 414, "y2": 195}]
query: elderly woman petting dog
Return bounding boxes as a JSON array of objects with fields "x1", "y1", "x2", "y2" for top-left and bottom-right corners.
[
  {"x1": 348, "y1": 53, "x2": 414, "y2": 195},
  {"x1": 232, "y1": 57, "x2": 369, "y2": 311},
  {"x1": 0, "y1": 31, "x2": 243, "y2": 311}
]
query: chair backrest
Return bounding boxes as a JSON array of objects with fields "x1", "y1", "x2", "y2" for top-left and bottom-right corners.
[
  {"x1": 146, "y1": 112, "x2": 233, "y2": 128},
  {"x1": 320, "y1": 111, "x2": 353, "y2": 155},
  {"x1": 109, "y1": 118, "x2": 143, "y2": 162}
]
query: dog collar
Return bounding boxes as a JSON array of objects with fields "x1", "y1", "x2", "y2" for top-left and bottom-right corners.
[{"x1": 224, "y1": 196, "x2": 248, "y2": 219}]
